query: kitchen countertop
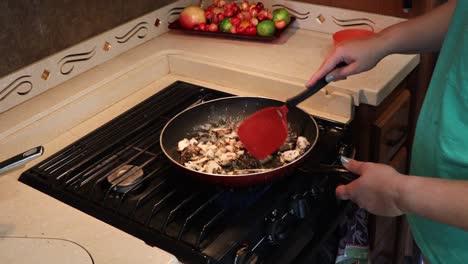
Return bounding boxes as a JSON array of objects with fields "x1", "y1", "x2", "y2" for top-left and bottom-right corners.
[{"x1": 0, "y1": 23, "x2": 418, "y2": 263}]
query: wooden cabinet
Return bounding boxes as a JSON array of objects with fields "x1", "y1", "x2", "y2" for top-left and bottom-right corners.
[
  {"x1": 373, "y1": 90, "x2": 411, "y2": 164},
  {"x1": 351, "y1": 73, "x2": 415, "y2": 264}
]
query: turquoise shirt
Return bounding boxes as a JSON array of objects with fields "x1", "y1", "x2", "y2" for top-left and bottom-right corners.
[{"x1": 409, "y1": 1, "x2": 468, "y2": 263}]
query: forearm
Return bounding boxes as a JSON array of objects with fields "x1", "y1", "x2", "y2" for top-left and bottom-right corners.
[
  {"x1": 373, "y1": 0, "x2": 456, "y2": 56},
  {"x1": 397, "y1": 175, "x2": 468, "y2": 231}
]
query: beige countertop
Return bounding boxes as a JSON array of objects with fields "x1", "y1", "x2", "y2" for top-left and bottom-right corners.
[{"x1": 0, "y1": 19, "x2": 418, "y2": 263}]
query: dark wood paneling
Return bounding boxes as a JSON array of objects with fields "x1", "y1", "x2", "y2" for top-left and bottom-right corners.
[
  {"x1": 291, "y1": 0, "x2": 441, "y2": 18},
  {"x1": 0, "y1": 0, "x2": 174, "y2": 78}
]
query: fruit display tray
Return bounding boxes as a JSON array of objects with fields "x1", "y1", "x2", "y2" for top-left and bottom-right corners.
[{"x1": 168, "y1": 17, "x2": 296, "y2": 42}]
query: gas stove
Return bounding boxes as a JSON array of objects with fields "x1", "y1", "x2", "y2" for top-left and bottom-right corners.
[{"x1": 19, "y1": 81, "x2": 356, "y2": 264}]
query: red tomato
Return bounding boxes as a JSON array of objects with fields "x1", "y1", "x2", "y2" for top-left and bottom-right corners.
[
  {"x1": 208, "y1": 23, "x2": 219, "y2": 32},
  {"x1": 240, "y1": 1, "x2": 249, "y2": 11},
  {"x1": 230, "y1": 17, "x2": 241, "y2": 27},
  {"x1": 205, "y1": 10, "x2": 214, "y2": 20},
  {"x1": 216, "y1": 13, "x2": 225, "y2": 22},
  {"x1": 224, "y1": 8, "x2": 234, "y2": 17},
  {"x1": 236, "y1": 25, "x2": 246, "y2": 34},
  {"x1": 199, "y1": 23, "x2": 207, "y2": 31},
  {"x1": 245, "y1": 25, "x2": 257, "y2": 35}
]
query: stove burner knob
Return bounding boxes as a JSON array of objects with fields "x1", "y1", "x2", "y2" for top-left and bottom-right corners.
[
  {"x1": 266, "y1": 211, "x2": 293, "y2": 243},
  {"x1": 338, "y1": 142, "x2": 355, "y2": 159},
  {"x1": 290, "y1": 197, "x2": 310, "y2": 219},
  {"x1": 234, "y1": 245, "x2": 258, "y2": 264}
]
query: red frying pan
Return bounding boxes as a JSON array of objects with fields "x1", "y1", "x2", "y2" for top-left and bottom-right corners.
[{"x1": 159, "y1": 96, "x2": 319, "y2": 187}]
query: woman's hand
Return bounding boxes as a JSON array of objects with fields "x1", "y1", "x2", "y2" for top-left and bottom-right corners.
[
  {"x1": 337, "y1": 157, "x2": 406, "y2": 217},
  {"x1": 305, "y1": 36, "x2": 387, "y2": 88}
]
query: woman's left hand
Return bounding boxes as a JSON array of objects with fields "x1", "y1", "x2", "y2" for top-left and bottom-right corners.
[{"x1": 338, "y1": 157, "x2": 406, "y2": 217}]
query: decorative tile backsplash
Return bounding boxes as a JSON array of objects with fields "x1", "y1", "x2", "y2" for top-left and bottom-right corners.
[
  {"x1": 0, "y1": 0, "x2": 405, "y2": 114},
  {"x1": 0, "y1": 0, "x2": 192, "y2": 113}
]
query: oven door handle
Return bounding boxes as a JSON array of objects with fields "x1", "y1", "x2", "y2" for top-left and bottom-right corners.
[{"x1": 0, "y1": 146, "x2": 44, "y2": 174}]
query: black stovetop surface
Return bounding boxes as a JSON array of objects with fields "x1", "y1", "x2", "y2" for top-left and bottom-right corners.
[{"x1": 19, "y1": 81, "x2": 354, "y2": 264}]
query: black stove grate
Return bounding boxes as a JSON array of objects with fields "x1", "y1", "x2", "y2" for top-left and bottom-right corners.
[{"x1": 19, "y1": 81, "x2": 353, "y2": 264}]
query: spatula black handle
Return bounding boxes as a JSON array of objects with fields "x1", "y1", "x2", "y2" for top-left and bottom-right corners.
[
  {"x1": 285, "y1": 62, "x2": 347, "y2": 108},
  {"x1": 286, "y1": 77, "x2": 328, "y2": 108}
]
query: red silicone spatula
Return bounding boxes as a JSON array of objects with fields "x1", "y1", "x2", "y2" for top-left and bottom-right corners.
[{"x1": 238, "y1": 72, "x2": 336, "y2": 160}]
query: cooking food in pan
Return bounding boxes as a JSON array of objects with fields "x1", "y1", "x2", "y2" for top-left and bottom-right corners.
[
  {"x1": 177, "y1": 119, "x2": 310, "y2": 175},
  {"x1": 160, "y1": 96, "x2": 318, "y2": 187}
]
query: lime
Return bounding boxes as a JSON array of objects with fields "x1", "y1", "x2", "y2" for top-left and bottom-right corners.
[
  {"x1": 272, "y1": 8, "x2": 291, "y2": 25},
  {"x1": 219, "y1": 18, "x2": 232, "y2": 33},
  {"x1": 257, "y1": 20, "x2": 276, "y2": 37}
]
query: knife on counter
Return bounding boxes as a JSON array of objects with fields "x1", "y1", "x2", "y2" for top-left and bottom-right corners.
[{"x1": 0, "y1": 146, "x2": 44, "y2": 174}]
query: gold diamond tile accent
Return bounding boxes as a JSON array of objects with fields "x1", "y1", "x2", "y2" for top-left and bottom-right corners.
[
  {"x1": 316, "y1": 14, "x2": 326, "y2": 24},
  {"x1": 154, "y1": 18, "x2": 161, "y2": 27},
  {"x1": 41, "y1": 70, "x2": 50, "y2": 80},
  {"x1": 103, "y1": 41, "x2": 111, "y2": 52}
]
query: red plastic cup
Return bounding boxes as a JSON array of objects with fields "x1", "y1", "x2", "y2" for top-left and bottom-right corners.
[{"x1": 332, "y1": 29, "x2": 375, "y2": 46}]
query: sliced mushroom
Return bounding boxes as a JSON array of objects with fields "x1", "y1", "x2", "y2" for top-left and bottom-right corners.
[
  {"x1": 184, "y1": 161, "x2": 202, "y2": 171},
  {"x1": 211, "y1": 127, "x2": 232, "y2": 137},
  {"x1": 178, "y1": 138, "x2": 190, "y2": 151},
  {"x1": 296, "y1": 136, "x2": 310, "y2": 152},
  {"x1": 218, "y1": 152, "x2": 237, "y2": 166},
  {"x1": 205, "y1": 160, "x2": 222, "y2": 174},
  {"x1": 280, "y1": 149, "x2": 301, "y2": 163}
]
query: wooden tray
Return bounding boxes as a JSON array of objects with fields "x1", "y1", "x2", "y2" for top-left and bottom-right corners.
[{"x1": 168, "y1": 17, "x2": 296, "y2": 42}]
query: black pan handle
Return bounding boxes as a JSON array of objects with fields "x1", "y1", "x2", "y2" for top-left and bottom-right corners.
[
  {"x1": 303, "y1": 164, "x2": 359, "y2": 184},
  {"x1": 321, "y1": 164, "x2": 359, "y2": 184},
  {"x1": 286, "y1": 62, "x2": 347, "y2": 108}
]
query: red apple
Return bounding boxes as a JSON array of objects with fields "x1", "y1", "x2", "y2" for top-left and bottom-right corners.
[
  {"x1": 256, "y1": 2, "x2": 264, "y2": 11},
  {"x1": 179, "y1": 6, "x2": 206, "y2": 29}
]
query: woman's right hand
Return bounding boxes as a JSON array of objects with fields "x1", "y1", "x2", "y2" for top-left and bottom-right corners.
[{"x1": 305, "y1": 35, "x2": 388, "y2": 88}]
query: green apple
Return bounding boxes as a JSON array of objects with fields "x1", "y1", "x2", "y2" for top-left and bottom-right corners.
[
  {"x1": 272, "y1": 8, "x2": 291, "y2": 25},
  {"x1": 257, "y1": 20, "x2": 276, "y2": 37}
]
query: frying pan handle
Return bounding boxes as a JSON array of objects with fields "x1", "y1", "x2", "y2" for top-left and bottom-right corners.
[
  {"x1": 311, "y1": 164, "x2": 359, "y2": 184},
  {"x1": 286, "y1": 62, "x2": 347, "y2": 108},
  {"x1": 323, "y1": 165, "x2": 359, "y2": 184}
]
